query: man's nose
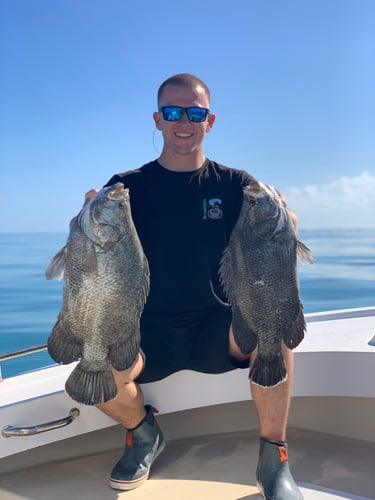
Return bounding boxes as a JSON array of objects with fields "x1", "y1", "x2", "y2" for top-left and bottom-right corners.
[{"x1": 179, "y1": 111, "x2": 191, "y2": 123}]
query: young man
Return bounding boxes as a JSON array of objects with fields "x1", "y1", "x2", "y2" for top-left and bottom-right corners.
[{"x1": 91, "y1": 73, "x2": 303, "y2": 499}]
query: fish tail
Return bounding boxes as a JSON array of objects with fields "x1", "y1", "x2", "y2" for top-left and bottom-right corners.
[
  {"x1": 65, "y1": 364, "x2": 117, "y2": 406},
  {"x1": 249, "y1": 355, "x2": 287, "y2": 387},
  {"x1": 47, "y1": 320, "x2": 82, "y2": 363}
]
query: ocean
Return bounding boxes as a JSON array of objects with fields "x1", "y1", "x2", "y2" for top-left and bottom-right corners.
[{"x1": 0, "y1": 229, "x2": 374, "y2": 379}]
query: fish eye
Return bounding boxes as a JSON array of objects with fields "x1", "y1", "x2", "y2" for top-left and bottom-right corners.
[{"x1": 248, "y1": 199, "x2": 257, "y2": 207}]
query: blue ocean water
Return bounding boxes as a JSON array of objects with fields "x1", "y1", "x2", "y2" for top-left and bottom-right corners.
[{"x1": 0, "y1": 230, "x2": 374, "y2": 379}]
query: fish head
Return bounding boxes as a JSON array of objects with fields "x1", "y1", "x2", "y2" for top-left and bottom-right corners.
[
  {"x1": 242, "y1": 181, "x2": 288, "y2": 238},
  {"x1": 78, "y1": 183, "x2": 131, "y2": 247}
]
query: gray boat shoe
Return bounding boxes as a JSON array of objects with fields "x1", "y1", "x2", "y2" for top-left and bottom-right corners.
[
  {"x1": 256, "y1": 438, "x2": 304, "y2": 499},
  {"x1": 109, "y1": 405, "x2": 165, "y2": 490}
]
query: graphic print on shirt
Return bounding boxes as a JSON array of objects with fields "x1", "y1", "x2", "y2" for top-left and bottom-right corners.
[{"x1": 202, "y1": 198, "x2": 223, "y2": 220}]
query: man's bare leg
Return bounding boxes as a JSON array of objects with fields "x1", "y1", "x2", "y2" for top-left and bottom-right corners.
[
  {"x1": 97, "y1": 352, "x2": 165, "y2": 491},
  {"x1": 250, "y1": 344, "x2": 293, "y2": 441},
  {"x1": 229, "y1": 328, "x2": 292, "y2": 439},
  {"x1": 98, "y1": 353, "x2": 146, "y2": 428},
  {"x1": 229, "y1": 328, "x2": 303, "y2": 499}
]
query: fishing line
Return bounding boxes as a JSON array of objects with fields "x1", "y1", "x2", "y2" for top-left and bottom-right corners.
[{"x1": 152, "y1": 127, "x2": 160, "y2": 154}]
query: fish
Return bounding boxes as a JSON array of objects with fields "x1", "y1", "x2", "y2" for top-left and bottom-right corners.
[
  {"x1": 219, "y1": 180, "x2": 314, "y2": 387},
  {"x1": 45, "y1": 183, "x2": 149, "y2": 405}
]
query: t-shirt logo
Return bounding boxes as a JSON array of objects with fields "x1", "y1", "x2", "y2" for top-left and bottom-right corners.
[{"x1": 202, "y1": 198, "x2": 223, "y2": 220}]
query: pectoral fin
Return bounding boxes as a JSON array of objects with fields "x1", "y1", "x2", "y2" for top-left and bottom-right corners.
[
  {"x1": 297, "y1": 240, "x2": 314, "y2": 264},
  {"x1": 45, "y1": 247, "x2": 67, "y2": 281}
]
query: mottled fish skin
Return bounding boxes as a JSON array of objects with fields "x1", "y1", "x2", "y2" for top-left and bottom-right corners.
[
  {"x1": 46, "y1": 183, "x2": 149, "y2": 405},
  {"x1": 219, "y1": 180, "x2": 313, "y2": 387}
]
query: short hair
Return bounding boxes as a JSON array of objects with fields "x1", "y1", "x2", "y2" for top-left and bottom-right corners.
[{"x1": 157, "y1": 73, "x2": 211, "y2": 106}]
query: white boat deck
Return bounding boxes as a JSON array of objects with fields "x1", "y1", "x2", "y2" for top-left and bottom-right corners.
[
  {"x1": 0, "y1": 421, "x2": 374, "y2": 499},
  {"x1": 1, "y1": 308, "x2": 375, "y2": 499}
]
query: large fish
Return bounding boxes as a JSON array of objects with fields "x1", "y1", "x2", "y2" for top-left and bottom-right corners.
[
  {"x1": 219, "y1": 180, "x2": 313, "y2": 387},
  {"x1": 46, "y1": 183, "x2": 149, "y2": 405}
]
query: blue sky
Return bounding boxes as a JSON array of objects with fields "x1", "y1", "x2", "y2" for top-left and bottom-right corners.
[{"x1": 1, "y1": 0, "x2": 374, "y2": 231}]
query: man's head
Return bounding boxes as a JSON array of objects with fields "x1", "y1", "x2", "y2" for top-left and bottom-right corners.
[
  {"x1": 157, "y1": 74, "x2": 211, "y2": 108},
  {"x1": 153, "y1": 74, "x2": 216, "y2": 167}
]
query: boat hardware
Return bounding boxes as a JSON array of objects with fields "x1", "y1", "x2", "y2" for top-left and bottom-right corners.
[
  {"x1": 0, "y1": 344, "x2": 48, "y2": 363},
  {"x1": 1, "y1": 407, "x2": 80, "y2": 438},
  {"x1": 0, "y1": 345, "x2": 49, "y2": 382}
]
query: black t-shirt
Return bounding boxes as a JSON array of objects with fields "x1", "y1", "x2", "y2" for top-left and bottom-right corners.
[{"x1": 105, "y1": 159, "x2": 254, "y2": 318}]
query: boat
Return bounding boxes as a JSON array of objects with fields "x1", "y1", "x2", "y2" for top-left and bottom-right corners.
[{"x1": 1, "y1": 307, "x2": 374, "y2": 499}]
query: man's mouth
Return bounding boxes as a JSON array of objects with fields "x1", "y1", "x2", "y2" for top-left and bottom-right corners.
[{"x1": 175, "y1": 133, "x2": 193, "y2": 138}]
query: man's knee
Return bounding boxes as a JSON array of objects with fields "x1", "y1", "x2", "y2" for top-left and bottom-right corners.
[
  {"x1": 111, "y1": 351, "x2": 145, "y2": 387},
  {"x1": 228, "y1": 326, "x2": 253, "y2": 364},
  {"x1": 228, "y1": 328, "x2": 296, "y2": 368}
]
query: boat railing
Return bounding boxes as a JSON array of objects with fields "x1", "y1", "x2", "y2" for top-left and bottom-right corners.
[
  {"x1": 0, "y1": 345, "x2": 48, "y2": 382},
  {"x1": 1, "y1": 407, "x2": 80, "y2": 438},
  {"x1": 0, "y1": 345, "x2": 82, "y2": 439}
]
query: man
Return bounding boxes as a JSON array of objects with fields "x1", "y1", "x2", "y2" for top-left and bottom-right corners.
[{"x1": 88, "y1": 73, "x2": 303, "y2": 499}]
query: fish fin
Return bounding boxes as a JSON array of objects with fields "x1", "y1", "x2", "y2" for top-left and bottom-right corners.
[
  {"x1": 218, "y1": 247, "x2": 233, "y2": 298},
  {"x1": 142, "y1": 256, "x2": 151, "y2": 303},
  {"x1": 81, "y1": 240, "x2": 98, "y2": 273},
  {"x1": 283, "y1": 305, "x2": 306, "y2": 349},
  {"x1": 109, "y1": 334, "x2": 140, "y2": 370},
  {"x1": 297, "y1": 240, "x2": 314, "y2": 264},
  {"x1": 65, "y1": 364, "x2": 117, "y2": 405},
  {"x1": 47, "y1": 319, "x2": 82, "y2": 363},
  {"x1": 232, "y1": 308, "x2": 257, "y2": 354},
  {"x1": 45, "y1": 247, "x2": 67, "y2": 281},
  {"x1": 249, "y1": 355, "x2": 287, "y2": 387}
]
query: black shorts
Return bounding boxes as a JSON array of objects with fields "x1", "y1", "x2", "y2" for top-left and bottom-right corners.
[{"x1": 137, "y1": 306, "x2": 254, "y2": 383}]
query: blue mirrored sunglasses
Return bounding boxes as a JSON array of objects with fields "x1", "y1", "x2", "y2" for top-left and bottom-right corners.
[{"x1": 159, "y1": 106, "x2": 209, "y2": 123}]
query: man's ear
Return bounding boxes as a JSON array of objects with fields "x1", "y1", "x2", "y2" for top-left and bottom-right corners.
[
  {"x1": 153, "y1": 111, "x2": 162, "y2": 130},
  {"x1": 206, "y1": 113, "x2": 216, "y2": 133}
]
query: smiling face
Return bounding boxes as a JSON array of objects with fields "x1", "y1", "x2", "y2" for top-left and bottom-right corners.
[{"x1": 153, "y1": 84, "x2": 216, "y2": 170}]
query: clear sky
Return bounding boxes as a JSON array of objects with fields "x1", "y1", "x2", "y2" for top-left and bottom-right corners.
[{"x1": 1, "y1": 0, "x2": 374, "y2": 231}]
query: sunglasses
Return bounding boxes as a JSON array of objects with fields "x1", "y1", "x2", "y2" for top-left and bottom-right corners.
[{"x1": 159, "y1": 106, "x2": 209, "y2": 123}]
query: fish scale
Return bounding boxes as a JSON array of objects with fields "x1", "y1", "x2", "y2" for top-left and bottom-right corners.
[
  {"x1": 46, "y1": 183, "x2": 149, "y2": 405},
  {"x1": 220, "y1": 180, "x2": 313, "y2": 387}
]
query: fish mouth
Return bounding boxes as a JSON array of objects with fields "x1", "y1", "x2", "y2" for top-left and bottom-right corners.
[
  {"x1": 85, "y1": 183, "x2": 126, "y2": 206},
  {"x1": 110, "y1": 183, "x2": 125, "y2": 193},
  {"x1": 245, "y1": 180, "x2": 266, "y2": 198},
  {"x1": 107, "y1": 183, "x2": 127, "y2": 201},
  {"x1": 246, "y1": 181, "x2": 280, "y2": 203}
]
